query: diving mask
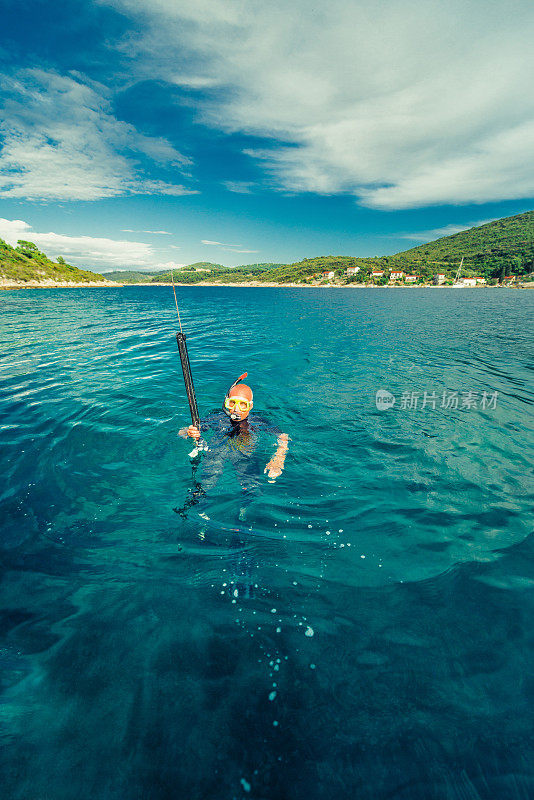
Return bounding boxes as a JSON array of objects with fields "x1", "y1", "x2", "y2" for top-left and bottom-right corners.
[{"x1": 223, "y1": 372, "x2": 253, "y2": 419}]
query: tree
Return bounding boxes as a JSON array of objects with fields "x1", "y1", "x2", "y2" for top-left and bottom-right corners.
[{"x1": 17, "y1": 240, "x2": 38, "y2": 252}]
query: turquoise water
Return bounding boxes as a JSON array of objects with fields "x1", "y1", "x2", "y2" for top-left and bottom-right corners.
[{"x1": 1, "y1": 286, "x2": 533, "y2": 799}]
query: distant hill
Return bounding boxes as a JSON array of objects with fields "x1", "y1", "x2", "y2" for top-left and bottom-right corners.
[
  {"x1": 388, "y1": 210, "x2": 534, "y2": 279},
  {"x1": 151, "y1": 262, "x2": 283, "y2": 284},
  {"x1": 256, "y1": 211, "x2": 534, "y2": 283},
  {"x1": 257, "y1": 256, "x2": 374, "y2": 283},
  {"x1": 0, "y1": 239, "x2": 107, "y2": 284},
  {"x1": 104, "y1": 270, "x2": 160, "y2": 283}
]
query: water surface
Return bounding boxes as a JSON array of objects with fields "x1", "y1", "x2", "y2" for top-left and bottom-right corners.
[{"x1": 1, "y1": 286, "x2": 533, "y2": 799}]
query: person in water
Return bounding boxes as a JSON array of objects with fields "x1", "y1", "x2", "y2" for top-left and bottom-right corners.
[
  {"x1": 177, "y1": 374, "x2": 289, "y2": 522},
  {"x1": 179, "y1": 373, "x2": 289, "y2": 482}
]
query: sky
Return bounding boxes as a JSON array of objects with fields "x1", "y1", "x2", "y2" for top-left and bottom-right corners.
[{"x1": 0, "y1": 0, "x2": 533, "y2": 273}]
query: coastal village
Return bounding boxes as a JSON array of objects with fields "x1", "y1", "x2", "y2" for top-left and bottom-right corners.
[{"x1": 319, "y1": 267, "x2": 499, "y2": 286}]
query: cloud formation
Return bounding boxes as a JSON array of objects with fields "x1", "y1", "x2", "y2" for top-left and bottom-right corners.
[
  {"x1": 0, "y1": 69, "x2": 196, "y2": 201},
  {"x1": 101, "y1": 0, "x2": 534, "y2": 209},
  {"x1": 201, "y1": 239, "x2": 258, "y2": 254},
  {"x1": 201, "y1": 239, "x2": 240, "y2": 247},
  {"x1": 399, "y1": 219, "x2": 496, "y2": 243},
  {"x1": 0, "y1": 218, "x2": 155, "y2": 268},
  {"x1": 121, "y1": 229, "x2": 173, "y2": 235}
]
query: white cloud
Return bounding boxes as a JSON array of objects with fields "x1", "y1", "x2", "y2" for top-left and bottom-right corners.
[
  {"x1": 223, "y1": 181, "x2": 254, "y2": 194},
  {"x1": 0, "y1": 217, "x2": 156, "y2": 269},
  {"x1": 0, "y1": 69, "x2": 196, "y2": 201},
  {"x1": 222, "y1": 248, "x2": 259, "y2": 254},
  {"x1": 399, "y1": 219, "x2": 496, "y2": 243},
  {"x1": 200, "y1": 239, "x2": 258, "y2": 253},
  {"x1": 121, "y1": 229, "x2": 173, "y2": 234},
  {"x1": 201, "y1": 239, "x2": 241, "y2": 247},
  {"x1": 100, "y1": 0, "x2": 534, "y2": 209}
]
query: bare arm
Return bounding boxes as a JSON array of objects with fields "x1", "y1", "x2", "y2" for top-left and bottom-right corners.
[{"x1": 264, "y1": 433, "x2": 289, "y2": 480}]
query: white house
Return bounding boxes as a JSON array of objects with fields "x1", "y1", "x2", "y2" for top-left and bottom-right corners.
[
  {"x1": 473, "y1": 276, "x2": 486, "y2": 284},
  {"x1": 322, "y1": 271, "x2": 335, "y2": 280},
  {"x1": 434, "y1": 273, "x2": 446, "y2": 285},
  {"x1": 460, "y1": 278, "x2": 477, "y2": 287},
  {"x1": 405, "y1": 275, "x2": 419, "y2": 283},
  {"x1": 371, "y1": 271, "x2": 384, "y2": 278},
  {"x1": 389, "y1": 271, "x2": 405, "y2": 281},
  {"x1": 346, "y1": 266, "x2": 360, "y2": 276}
]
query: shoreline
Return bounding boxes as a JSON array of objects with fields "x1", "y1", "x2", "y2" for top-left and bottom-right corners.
[{"x1": 1, "y1": 279, "x2": 530, "y2": 290}]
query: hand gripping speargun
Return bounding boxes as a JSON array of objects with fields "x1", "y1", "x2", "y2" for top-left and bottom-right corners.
[{"x1": 172, "y1": 274, "x2": 208, "y2": 458}]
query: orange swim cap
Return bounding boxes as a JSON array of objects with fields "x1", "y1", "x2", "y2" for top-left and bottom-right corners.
[{"x1": 228, "y1": 384, "x2": 253, "y2": 401}]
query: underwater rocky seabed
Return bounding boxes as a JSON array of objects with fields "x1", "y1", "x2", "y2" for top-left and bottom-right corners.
[{"x1": 1, "y1": 286, "x2": 533, "y2": 799}]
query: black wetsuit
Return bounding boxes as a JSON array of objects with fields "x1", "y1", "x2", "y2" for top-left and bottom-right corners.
[
  {"x1": 177, "y1": 410, "x2": 282, "y2": 516},
  {"x1": 199, "y1": 410, "x2": 282, "y2": 493}
]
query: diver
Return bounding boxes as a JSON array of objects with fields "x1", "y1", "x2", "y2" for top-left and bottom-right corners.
[{"x1": 177, "y1": 373, "x2": 289, "y2": 516}]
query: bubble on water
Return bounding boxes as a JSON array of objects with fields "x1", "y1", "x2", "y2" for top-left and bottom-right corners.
[
  {"x1": 240, "y1": 778, "x2": 251, "y2": 792},
  {"x1": 326, "y1": 531, "x2": 331, "y2": 535},
  {"x1": 273, "y1": 720, "x2": 279, "y2": 727},
  {"x1": 269, "y1": 691, "x2": 277, "y2": 701},
  {"x1": 293, "y1": 581, "x2": 298, "y2": 586},
  {"x1": 339, "y1": 529, "x2": 343, "y2": 533},
  {"x1": 233, "y1": 589, "x2": 238, "y2": 598},
  {"x1": 305, "y1": 626, "x2": 314, "y2": 637},
  {"x1": 274, "y1": 664, "x2": 280, "y2": 671},
  {"x1": 271, "y1": 608, "x2": 277, "y2": 613},
  {"x1": 276, "y1": 627, "x2": 281, "y2": 633},
  {"x1": 310, "y1": 663, "x2": 316, "y2": 669},
  {"x1": 361, "y1": 554, "x2": 366, "y2": 559}
]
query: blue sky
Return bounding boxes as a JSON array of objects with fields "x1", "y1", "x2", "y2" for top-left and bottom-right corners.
[{"x1": 0, "y1": 0, "x2": 533, "y2": 272}]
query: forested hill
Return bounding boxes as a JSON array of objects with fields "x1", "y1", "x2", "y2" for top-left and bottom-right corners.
[
  {"x1": 149, "y1": 262, "x2": 283, "y2": 283},
  {"x1": 389, "y1": 210, "x2": 534, "y2": 274},
  {"x1": 257, "y1": 210, "x2": 534, "y2": 283},
  {"x1": 0, "y1": 239, "x2": 107, "y2": 284}
]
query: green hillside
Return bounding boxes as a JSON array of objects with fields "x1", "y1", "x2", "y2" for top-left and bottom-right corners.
[
  {"x1": 257, "y1": 256, "x2": 376, "y2": 283},
  {"x1": 0, "y1": 239, "x2": 106, "y2": 284},
  {"x1": 104, "y1": 269, "x2": 165, "y2": 283},
  {"x1": 151, "y1": 262, "x2": 283, "y2": 284},
  {"x1": 388, "y1": 210, "x2": 534, "y2": 279},
  {"x1": 256, "y1": 210, "x2": 534, "y2": 284}
]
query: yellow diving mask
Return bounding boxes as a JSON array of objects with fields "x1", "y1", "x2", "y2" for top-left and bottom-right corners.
[{"x1": 224, "y1": 396, "x2": 252, "y2": 412}]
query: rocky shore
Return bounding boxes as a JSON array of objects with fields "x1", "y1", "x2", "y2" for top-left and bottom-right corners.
[{"x1": 0, "y1": 279, "x2": 118, "y2": 290}]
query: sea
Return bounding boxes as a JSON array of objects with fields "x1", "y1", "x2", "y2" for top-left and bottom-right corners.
[{"x1": 1, "y1": 285, "x2": 533, "y2": 800}]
